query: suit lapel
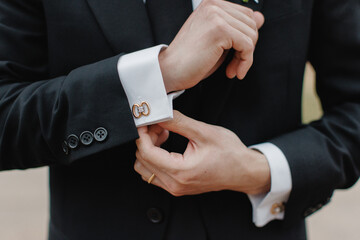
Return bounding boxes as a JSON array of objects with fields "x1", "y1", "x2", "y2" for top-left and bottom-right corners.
[{"x1": 86, "y1": 0, "x2": 154, "y2": 53}]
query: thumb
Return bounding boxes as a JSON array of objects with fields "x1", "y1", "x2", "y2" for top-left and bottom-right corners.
[
  {"x1": 254, "y1": 11, "x2": 265, "y2": 29},
  {"x1": 159, "y1": 110, "x2": 207, "y2": 143}
]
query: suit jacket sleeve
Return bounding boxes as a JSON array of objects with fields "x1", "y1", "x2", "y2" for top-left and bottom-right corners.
[
  {"x1": 0, "y1": 0, "x2": 138, "y2": 170},
  {"x1": 269, "y1": 0, "x2": 360, "y2": 225}
]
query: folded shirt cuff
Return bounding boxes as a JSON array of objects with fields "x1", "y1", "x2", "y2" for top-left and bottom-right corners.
[
  {"x1": 247, "y1": 142, "x2": 292, "y2": 227},
  {"x1": 117, "y1": 44, "x2": 184, "y2": 127}
]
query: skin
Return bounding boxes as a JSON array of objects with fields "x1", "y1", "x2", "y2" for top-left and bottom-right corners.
[
  {"x1": 134, "y1": 0, "x2": 271, "y2": 196},
  {"x1": 135, "y1": 111, "x2": 271, "y2": 196},
  {"x1": 159, "y1": 0, "x2": 265, "y2": 93}
]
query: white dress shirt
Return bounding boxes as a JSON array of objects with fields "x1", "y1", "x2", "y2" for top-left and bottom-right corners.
[{"x1": 117, "y1": 0, "x2": 292, "y2": 227}]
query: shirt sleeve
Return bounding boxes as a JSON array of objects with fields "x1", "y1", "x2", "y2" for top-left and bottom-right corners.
[
  {"x1": 247, "y1": 142, "x2": 292, "y2": 227},
  {"x1": 117, "y1": 44, "x2": 184, "y2": 127}
]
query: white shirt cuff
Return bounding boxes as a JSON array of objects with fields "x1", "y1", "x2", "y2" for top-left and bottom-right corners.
[
  {"x1": 117, "y1": 44, "x2": 184, "y2": 127},
  {"x1": 192, "y1": 0, "x2": 202, "y2": 9},
  {"x1": 247, "y1": 142, "x2": 292, "y2": 227}
]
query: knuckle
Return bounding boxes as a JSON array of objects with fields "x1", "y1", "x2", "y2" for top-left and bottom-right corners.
[
  {"x1": 215, "y1": 21, "x2": 227, "y2": 35},
  {"x1": 199, "y1": 128, "x2": 214, "y2": 143},
  {"x1": 213, "y1": 23, "x2": 231, "y2": 46},
  {"x1": 249, "y1": 43, "x2": 255, "y2": 53},
  {"x1": 224, "y1": 128, "x2": 239, "y2": 141},
  {"x1": 135, "y1": 150, "x2": 141, "y2": 160},
  {"x1": 243, "y1": 8, "x2": 254, "y2": 18},
  {"x1": 134, "y1": 161, "x2": 143, "y2": 174},
  {"x1": 211, "y1": 15, "x2": 222, "y2": 26},
  {"x1": 204, "y1": 0, "x2": 217, "y2": 7},
  {"x1": 172, "y1": 113, "x2": 183, "y2": 127},
  {"x1": 192, "y1": 125, "x2": 207, "y2": 141},
  {"x1": 249, "y1": 31, "x2": 258, "y2": 44},
  {"x1": 209, "y1": 125, "x2": 222, "y2": 138},
  {"x1": 138, "y1": 150, "x2": 146, "y2": 161},
  {"x1": 243, "y1": 36, "x2": 255, "y2": 53},
  {"x1": 206, "y1": 4, "x2": 221, "y2": 18},
  {"x1": 249, "y1": 19, "x2": 257, "y2": 30}
]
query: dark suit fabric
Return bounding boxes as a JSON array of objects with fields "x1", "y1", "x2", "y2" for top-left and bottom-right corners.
[{"x1": 0, "y1": 0, "x2": 359, "y2": 239}]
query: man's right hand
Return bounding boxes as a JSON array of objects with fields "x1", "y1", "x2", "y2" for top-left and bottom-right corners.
[{"x1": 160, "y1": 0, "x2": 265, "y2": 93}]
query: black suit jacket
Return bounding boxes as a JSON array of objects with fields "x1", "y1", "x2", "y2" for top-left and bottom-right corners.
[{"x1": 0, "y1": 0, "x2": 359, "y2": 239}]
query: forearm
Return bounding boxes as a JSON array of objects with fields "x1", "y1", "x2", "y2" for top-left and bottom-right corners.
[
  {"x1": 0, "y1": 55, "x2": 138, "y2": 170},
  {"x1": 270, "y1": 103, "x2": 360, "y2": 223},
  {"x1": 268, "y1": 0, "x2": 360, "y2": 225}
]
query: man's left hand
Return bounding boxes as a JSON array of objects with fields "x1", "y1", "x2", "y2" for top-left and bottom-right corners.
[{"x1": 135, "y1": 111, "x2": 271, "y2": 196}]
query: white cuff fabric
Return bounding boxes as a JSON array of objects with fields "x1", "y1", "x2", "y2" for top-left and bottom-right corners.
[
  {"x1": 247, "y1": 142, "x2": 292, "y2": 227},
  {"x1": 192, "y1": 0, "x2": 202, "y2": 9},
  {"x1": 117, "y1": 44, "x2": 184, "y2": 127}
]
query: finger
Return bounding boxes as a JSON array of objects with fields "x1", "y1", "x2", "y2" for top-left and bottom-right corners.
[
  {"x1": 135, "y1": 157, "x2": 186, "y2": 197},
  {"x1": 216, "y1": 8, "x2": 258, "y2": 45},
  {"x1": 226, "y1": 13, "x2": 264, "y2": 79},
  {"x1": 217, "y1": 2, "x2": 265, "y2": 31},
  {"x1": 135, "y1": 158, "x2": 193, "y2": 197},
  {"x1": 203, "y1": 50, "x2": 230, "y2": 79},
  {"x1": 158, "y1": 110, "x2": 209, "y2": 143},
  {"x1": 218, "y1": 1, "x2": 257, "y2": 30},
  {"x1": 136, "y1": 127, "x2": 183, "y2": 169},
  {"x1": 156, "y1": 129, "x2": 169, "y2": 146},
  {"x1": 225, "y1": 28, "x2": 254, "y2": 79},
  {"x1": 137, "y1": 126, "x2": 148, "y2": 138},
  {"x1": 254, "y1": 11, "x2": 265, "y2": 29},
  {"x1": 134, "y1": 160, "x2": 168, "y2": 189},
  {"x1": 148, "y1": 124, "x2": 164, "y2": 136},
  {"x1": 236, "y1": 50, "x2": 253, "y2": 80},
  {"x1": 226, "y1": 51, "x2": 253, "y2": 80},
  {"x1": 135, "y1": 157, "x2": 175, "y2": 183},
  {"x1": 226, "y1": 52, "x2": 240, "y2": 79},
  {"x1": 148, "y1": 124, "x2": 169, "y2": 146}
]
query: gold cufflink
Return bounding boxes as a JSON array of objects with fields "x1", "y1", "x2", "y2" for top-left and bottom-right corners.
[
  {"x1": 271, "y1": 202, "x2": 285, "y2": 215},
  {"x1": 132, "y1": 101, "x2": 150, "y2": 119}
]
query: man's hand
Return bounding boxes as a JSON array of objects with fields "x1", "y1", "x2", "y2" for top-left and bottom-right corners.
[
  {"x1": 160, "y1": 0, "x2": 265, "y2": 93},
  {"x1": 134, "y1": 111, "x2": 271, "y2": 196}
]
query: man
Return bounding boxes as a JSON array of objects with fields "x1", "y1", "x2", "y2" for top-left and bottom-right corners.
[{"x1": 0, "y1": 0, "x2": 359, "y2": 240}]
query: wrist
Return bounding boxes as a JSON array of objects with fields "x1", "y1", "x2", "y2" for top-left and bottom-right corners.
[
  {"x1": 230, "y1": 148, "x2": 271, "y2": 195},
  {"x1": 159, "y1": 48, "x2": 178, "y2": 93},
  {"x1": 248, "y1": 148, "x2": 271, "y2": 194}
]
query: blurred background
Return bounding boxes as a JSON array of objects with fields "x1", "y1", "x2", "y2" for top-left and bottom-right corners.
[{"x1": 0, "y1": 63, "x2": 359, "y2": 240}]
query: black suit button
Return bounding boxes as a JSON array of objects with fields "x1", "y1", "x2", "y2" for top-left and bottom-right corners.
[
  {"x1": 80, "y1": 131, "x2": 94, "y2": 146},
  {"x1": 67, "y1": 134, "x2": 79, "y2": 149},
  {"x1": 94, "y1": 127, "x2": 108, "y2": 142},
  {"x1": 147, "y1": 208, "x2": 163, "y2": 224},
  {"x1": 62, "y1": 141, "x2": 69, "y2": 155}
]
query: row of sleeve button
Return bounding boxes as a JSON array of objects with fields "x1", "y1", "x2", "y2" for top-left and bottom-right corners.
[{"x1": 62, "y1": 127, "x2": 108, "y2": 154}]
